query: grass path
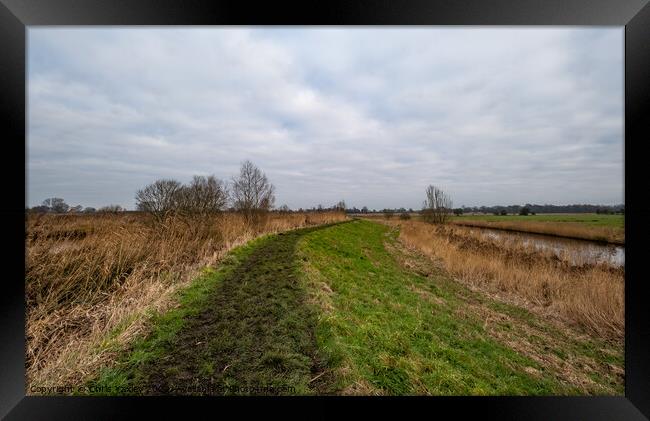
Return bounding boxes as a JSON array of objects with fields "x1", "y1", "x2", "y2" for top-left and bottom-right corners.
[
  {"x1": 90, "y1": 219, "x2": 622, "y2": 395},
  {"x1": 93, "y1": 224, "x2": 337, "y2": 395},
  {"x1": 299, "y1": 220, "x2": 622, "y2": 395}
]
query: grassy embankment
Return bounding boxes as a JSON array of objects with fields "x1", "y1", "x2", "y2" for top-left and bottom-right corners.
[
  {"x1": 86, "y1": 219, "x2": 622, "y2": 395},
  {"x1": 26, "y1": 211, "x2": 347, "y2": 392}
]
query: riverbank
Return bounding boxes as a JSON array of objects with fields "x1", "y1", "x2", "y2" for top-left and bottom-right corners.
[
  {"x1": 451, "y1": 217, "x2": 625, "y2": 245},
  {"x1": 389, "y1": 220, "x2": 623, "y2": 341},
  {"x1": 451, "y1": 214, "x2": 624, "y2": 245}
]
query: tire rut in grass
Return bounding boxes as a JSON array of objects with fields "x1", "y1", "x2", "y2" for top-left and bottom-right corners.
[{"x1": 140, "y1": 227, "x2": 332, "y2": 395}]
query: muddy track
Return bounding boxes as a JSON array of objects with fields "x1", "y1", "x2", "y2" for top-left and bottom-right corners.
[{"x1": 138, "y1": 224, "x2": 340, "y2": 395}]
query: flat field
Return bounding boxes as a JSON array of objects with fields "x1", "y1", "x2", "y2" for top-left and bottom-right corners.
[{"x1": 452, "y1": 213, "x2": 624, "y2": 228}]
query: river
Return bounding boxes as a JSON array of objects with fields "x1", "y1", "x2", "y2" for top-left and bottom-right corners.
[{"x1": 465, "y1": 227, "x2": 624, "y2": 268}]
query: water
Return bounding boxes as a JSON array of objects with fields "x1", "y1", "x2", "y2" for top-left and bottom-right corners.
[{"x1": 465, "y1": 227, "x2": 625, "y2": 268}]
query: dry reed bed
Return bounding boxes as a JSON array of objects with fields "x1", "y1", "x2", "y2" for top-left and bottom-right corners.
[
  {"x1": 391, "y1": 221, "x2": 623, "y2": 342},
  {"x1": 451, "y1": 219, "x2": 624, "y2": 245},
  {"x1": 26, "y1": 211, "x2": 346, "y2": 390}
]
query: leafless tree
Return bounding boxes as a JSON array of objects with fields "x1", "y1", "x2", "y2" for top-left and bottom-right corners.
[
  {"x1": 42, "y1": 197, "x2": 69, "y2": 213},
  {"x1": 335, "y1": 200, "x2": 346, "y2": 212},
  {"x1": 135, "y1": 179, "x2": 182, "y2": 221},
  {"x1": 176, "y1": 175, "x2": 229, "y2": 215},
  {"x1": 231, "y1": 160, "x2": 275, "y2": 221},
  {"x1": 421, "y1": 185, "x2": 453, "y2": 224}
]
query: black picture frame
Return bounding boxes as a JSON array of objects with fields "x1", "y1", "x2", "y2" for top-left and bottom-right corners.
[{"x1": 2, "y1": 1, "x2": 649, "y2": 419}]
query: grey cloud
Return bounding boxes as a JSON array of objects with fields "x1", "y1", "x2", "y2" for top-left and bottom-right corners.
[{"x1": 27, "y1": 27, "x2": 623, "y2": 210}]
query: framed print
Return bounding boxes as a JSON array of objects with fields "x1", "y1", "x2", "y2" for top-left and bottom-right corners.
[{"x1": 1, "y1": 0, "x2": 649, "y2": 419}]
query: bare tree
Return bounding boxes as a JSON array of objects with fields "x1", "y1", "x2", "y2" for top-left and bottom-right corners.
[
  {"x1": 231, "y1": 160, "x2": 275, "y2": 221},
  {"x1": 135, "y1": 179, "x2": 182, "y2": 221},
  {"x1": 42, "y1": 197, "x2": 69, "y2": 213},
  {"x1": 335, "y1": 200, "x2": 346, "y2": 212},
  {"x1": 421, "y1": 185, "x2": 453, "y2": 224},
  {"x1": 176, "y1": 175, "x2": 229, "y2": 215}
]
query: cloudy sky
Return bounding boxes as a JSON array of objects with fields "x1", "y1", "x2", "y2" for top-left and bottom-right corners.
[{"x1": 27, "y1": 27, "x2": 623, "y2": 210}]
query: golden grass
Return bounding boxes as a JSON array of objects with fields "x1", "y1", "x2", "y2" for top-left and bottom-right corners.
[
  {"x1": 26, "y1": 211, "x2": 346, "y2": 391},
  {"x1": 389, "y1": 220, "x2": 623, "y2": 342},
  {"x1": 451, "y1": 219, "x2": 624, "y2": 245}
]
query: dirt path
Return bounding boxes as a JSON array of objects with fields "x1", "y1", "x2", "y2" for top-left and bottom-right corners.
[{"x1": 137, "y1": 225, "x2": 333, "y2": 395}]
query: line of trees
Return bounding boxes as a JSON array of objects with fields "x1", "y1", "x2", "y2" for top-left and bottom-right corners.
[
  {"x1": 33, "y1": 173, "x2": 620, "y2": 221},
  {"x1": 346, "y1": 207, "x2": 415, "y2": 214},
  {"x1": 345, "y1": 202, "x2": 623, "y2": 216},
  {"x1": 292, "y1": 200, "x2": 347, "y2": 213},
  {"x1": 135, "y1": 160, "x2": 276, "y2": 223},
  {"x1": 27, "y1": 160, "x2": 350, "y2": 219},
  {"x1": 460, "y1": 203, "x2": 624, "y2": 215},
  {"x1": 28, "y1": 197, "x2": 125, "y2": 214}
]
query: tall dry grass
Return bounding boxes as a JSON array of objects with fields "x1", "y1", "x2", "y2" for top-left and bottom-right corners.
[
  {"x1": 392, "y1": 220, "x2": 623, "y2": 342},
  {"x1": 26, "y1": 211, "x2": 346, "y2": 390},
  {"x1": 451, "y1": 219, "x2": 624, "y2": 245}
]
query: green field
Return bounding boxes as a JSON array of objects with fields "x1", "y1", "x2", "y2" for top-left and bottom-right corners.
[
  {"x1": 89, "y1": 220, "x2": 622, "y2": 395},
  {"x1": 452, "y1": 213, "x2": 624, "y2": 228}
]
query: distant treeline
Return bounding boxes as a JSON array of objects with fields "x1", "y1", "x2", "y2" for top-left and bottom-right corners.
[
  {"x1": 459, "y1": 204, "x2": 624, "y2": 215},
  {"x1": 27, "y1": 196, "x2": 624, "y2": 217},
  {"x1": 28, "y1": 198, "x2": 125, "y2": 214},
  {"x1": 346, "y1": 207, "x2": 414, "y2": 214},
  {"x1": 345, "y1": 204, "x2": 624, "y2": 215}
]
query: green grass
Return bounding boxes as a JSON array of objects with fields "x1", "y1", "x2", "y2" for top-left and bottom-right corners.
[
  {"x1": 452, "y1": 213, "x2": 624, "y2": 228},
  {"x1": 297, "y1": 220, "x2": 623, "y2": 395}
]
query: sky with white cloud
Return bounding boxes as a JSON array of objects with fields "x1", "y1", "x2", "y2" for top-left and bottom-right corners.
[{"x1": 27, "y1": 27, "x2": 623, "y2": 210}]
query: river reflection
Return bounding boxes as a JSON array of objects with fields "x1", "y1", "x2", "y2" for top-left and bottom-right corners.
[{"x1": 465, "y1": 227, "x2": 624, "y2": 268}]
